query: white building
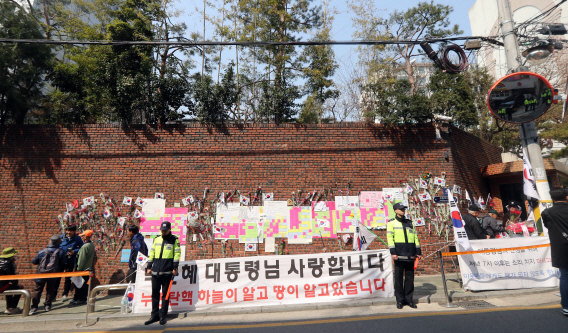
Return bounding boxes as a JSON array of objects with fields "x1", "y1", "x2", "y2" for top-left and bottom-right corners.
[{"x1": 469, "y1": 0, "x2": 568, "y2": 79}]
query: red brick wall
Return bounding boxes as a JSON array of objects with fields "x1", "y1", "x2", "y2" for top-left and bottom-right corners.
[
  {"x1": 0, "y1": 123, "x2": 502, "y2": 292},
  {"x1": 449, "y1": 127, "x2": 503, "y2": 206}
]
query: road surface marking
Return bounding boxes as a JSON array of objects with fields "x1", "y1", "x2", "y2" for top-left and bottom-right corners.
[{"x1": 162, "y1": 304, "x2": 561, "y2": 331}]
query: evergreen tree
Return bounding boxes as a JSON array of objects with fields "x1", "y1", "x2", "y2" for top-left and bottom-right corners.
[
  {"x1": 0, "y1": 0, "x2": 54, "y2": 124},
  {"x1": 189, "y1": 65, "x2": 238, "y2": 124},
  {"x1": 46, "y1": 0, "x2": 195, "y2": 124},
  {"x1": 298, "y1": 2, "x2": 338, "y2": 124}
]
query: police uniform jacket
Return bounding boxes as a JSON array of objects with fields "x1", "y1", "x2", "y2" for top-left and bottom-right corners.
[
  {"x1": 147, "y1": 233, "x2": 181, "y2": 275},
  {"x1": 387, "y1": 215, "x2": 421, "y2": 261}
]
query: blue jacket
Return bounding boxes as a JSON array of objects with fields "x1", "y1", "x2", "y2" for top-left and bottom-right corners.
[
  {"x1": 129, "y1": 233, "x2": 148, "y2": 270},
  {"x1": 60, "y1": 234, "x2": 84, "y2": 266},
  {"x1": 32, "y1": 245, "x2": 66, "y2": 282}
]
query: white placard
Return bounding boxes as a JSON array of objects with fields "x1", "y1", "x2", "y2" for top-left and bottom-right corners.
[
  {"x1": 265, "y1": 237, "x2": 276, "y2": 252},
  {"x1": 382, "y1": 188, "x2": 403, "y2": 201},
  {"x1": 457, "y1": 237, "x2": 559, "y2": 291},
  {"x1": 335, "y1": 196, "x2": 359, "y2": 210},
  {"x1": 141, "y1": 199, "x2": 166, "y2": 218},
  {"x1": 216, "y1": 203, "x2": 241, "y2": 223}
]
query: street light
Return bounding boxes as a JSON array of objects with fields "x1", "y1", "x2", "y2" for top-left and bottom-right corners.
[{"x1": 522, "y1": 41, "x2": 554, "y2": 66}]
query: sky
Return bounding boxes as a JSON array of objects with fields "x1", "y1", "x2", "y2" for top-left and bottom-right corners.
[{"x1": 172, "y1": 0, "x2": 479, "y2": 78}]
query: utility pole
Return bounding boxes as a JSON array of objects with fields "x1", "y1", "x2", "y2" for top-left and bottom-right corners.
[
  {"x1": 202, "y1": 0, "x2": 206, "y2": 80},
  {"x1": 497, "y1": 0, "x2": 552, "y2": 233}
]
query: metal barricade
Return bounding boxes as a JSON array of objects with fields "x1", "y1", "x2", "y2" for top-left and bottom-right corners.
[
  {"x1": 438, "y1": 249, "x2": 459, "y2": 308},
  {"x1": 87, "y1": 283, "x2": 129, "y2": 313},
  {"x1": 1, "y1": 289, "x2": 31, "y2": 318}
]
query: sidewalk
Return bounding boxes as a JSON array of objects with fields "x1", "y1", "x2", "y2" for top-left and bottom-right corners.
[{"x1": 0, "y1": 274, "x2": 559, "y2": 325}]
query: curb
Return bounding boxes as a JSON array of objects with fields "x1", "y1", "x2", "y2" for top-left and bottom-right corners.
[{"x1": 0, "y1": 287, "x2": 558, "y2": 325}]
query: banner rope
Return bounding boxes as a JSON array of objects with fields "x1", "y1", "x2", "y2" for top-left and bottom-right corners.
[{"x1": 421, "y1": 243, "x2": 452, "y2": 261}]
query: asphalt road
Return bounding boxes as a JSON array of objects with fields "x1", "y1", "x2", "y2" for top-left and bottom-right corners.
[{"x1": 59, "y1": 305, "x2": 566, "y2": 333}]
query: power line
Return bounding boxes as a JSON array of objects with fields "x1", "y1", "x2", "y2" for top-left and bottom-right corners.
[{"x1": 0, "y1": 36, "x2": 502, "y2": 47}]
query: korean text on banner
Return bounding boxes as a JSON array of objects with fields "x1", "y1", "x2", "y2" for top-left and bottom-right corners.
[
  {"x1": 457, "y1": 237, "x2": 559, "y2": 291},
  {"x1": 133, "y1": 250, "x2": 393, "y2": 312}
]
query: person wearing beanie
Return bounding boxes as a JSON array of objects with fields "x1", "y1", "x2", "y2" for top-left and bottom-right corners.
[
  {"x1": 0, "y1": 247, "x2": 23, "y2": 315},
  {"x1": 30, "y1": 235, "x2": 66, "y2": 315}
]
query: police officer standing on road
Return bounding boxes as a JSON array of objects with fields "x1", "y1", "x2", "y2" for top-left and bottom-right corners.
[
  {"x1": 145, "y1": 221, "x2": 181, "y2": 326},
  {"x1": 387, "y1": 203, "x2": 421, "y2": 309}
]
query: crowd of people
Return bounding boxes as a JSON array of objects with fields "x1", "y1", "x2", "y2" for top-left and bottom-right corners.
[
  {"x1": 462, "y1": 201, "x2": 527, "y2": 240},
  {"x1": 0, "y1": 224, "x2": 147, "y2": 315},
  {"x1": 0, "y1": 195, "x2": 566, "y2": 320}
]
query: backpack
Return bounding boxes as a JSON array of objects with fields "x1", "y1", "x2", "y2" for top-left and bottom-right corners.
[
  {"x1": 37, "y1": 248, "x2": 64, "y2": 274},
  {"x1": 139, "y1": 238, "x2": 148, "y2": 256}
]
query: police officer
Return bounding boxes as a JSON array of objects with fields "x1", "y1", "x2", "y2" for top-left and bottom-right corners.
[
  {"x1": 387, "y1": 203, "x2": 421, "y2": 309},
  {"x1": 144, "y1": 221, "x2": 181, "y2": 326}
]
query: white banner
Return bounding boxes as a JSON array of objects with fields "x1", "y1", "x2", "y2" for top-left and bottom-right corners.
[
  {"x1": 134, "y1": 250, "x2": 393, "y2": 313},
  {"x1": 457, "y1": 237, "x2": 559, "y2": 291}
]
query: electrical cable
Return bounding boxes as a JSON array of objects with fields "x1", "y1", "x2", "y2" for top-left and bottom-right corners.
[
  {"x1": 439, "y1": 44, "x2": 468, "y2": 74},
  {"x1": 0, "y1": 35, "x2": 504, "y2": 47}
]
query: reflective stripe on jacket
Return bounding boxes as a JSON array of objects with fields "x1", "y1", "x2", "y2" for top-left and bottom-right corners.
[
  {"x1": 147, "y1": 233, "x2": 181, "y2": 275},
  {"x1": 387, "y1": 215, "x2": 421, "y2": 261}
]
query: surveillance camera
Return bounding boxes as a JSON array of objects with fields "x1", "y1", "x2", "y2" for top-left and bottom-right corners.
[{"x1": 434, "y1": 114, "x2": 453, "y2": 121}]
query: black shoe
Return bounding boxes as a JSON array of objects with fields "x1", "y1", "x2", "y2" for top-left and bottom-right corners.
[
  {"x1": 408, "y1": 303, "x2": 417, "y2": 308},
  {"x1": 145, "y1": 317, "x2": 160, "y2": 325},
  {"x1": 160, "y1": 318, "x2": 167, "y2": 325},
  {"x1": 396, "y1": 303, "x2": 403, "y2": 309}
]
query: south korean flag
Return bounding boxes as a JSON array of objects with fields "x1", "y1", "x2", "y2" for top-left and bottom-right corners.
[
  {"x1": 136, "y1": 253, "x2": 149, "y2": 266},
  {"x1": 353, "y1": 222, "x2": 376, "y2": 251},
  {"x1": 449, "y1": 195, "x2": 472, "y2": 251}
]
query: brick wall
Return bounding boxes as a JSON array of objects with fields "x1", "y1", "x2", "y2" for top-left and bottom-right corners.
[
  {"x1": 449, "y1": 127, "x2": 503, "y2": 205},
  {"x1": 0, "y1": 123, "x2": 502, "y2": 292}
]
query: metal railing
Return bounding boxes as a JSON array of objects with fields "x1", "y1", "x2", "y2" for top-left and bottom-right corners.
[
  {"x1": 438, "y1": 250, "x2": 459, "y2": 308},
  {"x1": 1, "y1": 289, "x2": 31, "y2": 317},
  {"x1": 87, "y1": 283, "x2": 129, "y2": 313}
]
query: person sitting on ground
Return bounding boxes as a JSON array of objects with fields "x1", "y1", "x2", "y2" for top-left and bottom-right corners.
[
  {"x1": 30, "y1": 235, "x2": 66, "y2": 315},
  {"x1": 462, "y1": 204, "x2": 489, "y2": 240},
  {"x1": 0, "y1": 248, "x2": 24, "y2": 315},
  {"x1": 126, "y1": 225, "x2": 148, "y2": 283},
  {"x1": 70, "y1": 230, "x2": 95, "y2": 305},
  {"x1": 483, "y1": 208, "x2": 507, "y2": 238}
]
